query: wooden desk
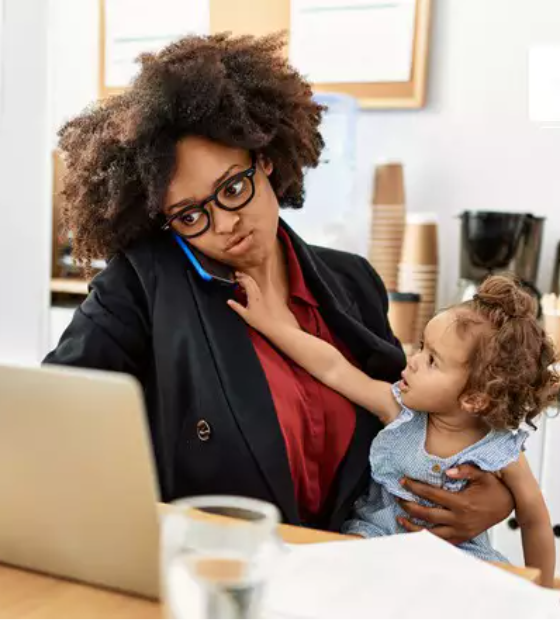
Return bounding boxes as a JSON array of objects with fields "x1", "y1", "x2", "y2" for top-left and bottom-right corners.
[{"x1": 0, "y1": 521, "x2": 541, "y2": 619}]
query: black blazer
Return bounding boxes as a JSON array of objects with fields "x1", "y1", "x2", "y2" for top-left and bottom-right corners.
[{"x1": 44, "y1": 221, "x2": 405, "y2": 531}]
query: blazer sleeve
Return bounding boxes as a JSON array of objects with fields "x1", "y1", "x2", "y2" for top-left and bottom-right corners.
[{"x1": 43, "y1": 254, "x2": 151, "y2": 378}]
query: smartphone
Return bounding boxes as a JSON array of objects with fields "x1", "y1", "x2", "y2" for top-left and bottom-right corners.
[{"x1": 173, "y1": 233, "x2": 235, "y2": 285}]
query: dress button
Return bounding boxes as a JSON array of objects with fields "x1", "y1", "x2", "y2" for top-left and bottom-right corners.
[
  {"x1": 432, "y1": 463, "x2": 442, "y2": 473},
  {"x1": 196, "y1": 420, "x2": 212, "y2": 442}
]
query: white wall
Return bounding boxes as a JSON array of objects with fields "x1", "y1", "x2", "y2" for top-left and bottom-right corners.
[
  {"x1": 49, "y1": 0, "x2": 99, "y2": 147},
  {"x1": 49, "y1": 0, "x2": 560, "y2": 306},
  {"x1": 0, "y1": 0, "x2": 51, "y2": 364}
]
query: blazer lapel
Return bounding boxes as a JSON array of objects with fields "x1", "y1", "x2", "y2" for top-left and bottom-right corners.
[{"x1": 188, "y1": 271, "x2": 299, "y2": 524}]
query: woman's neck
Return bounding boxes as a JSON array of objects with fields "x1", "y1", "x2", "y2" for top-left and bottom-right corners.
[{"x1": 243, "y1": 237, "x2": 290, "y2": 301}]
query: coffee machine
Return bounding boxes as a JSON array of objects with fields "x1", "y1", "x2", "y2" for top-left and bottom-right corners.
[{"x1": 457, "y1": 211, "x2": 544, "y2": 311}]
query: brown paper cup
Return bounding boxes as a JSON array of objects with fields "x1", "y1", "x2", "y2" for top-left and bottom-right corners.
[
  {"x1": 388, "y1": 292, "x2": 421, "y2": 346},
  {"x1": 373, "y1": 164, "x2": 405, "y2": 206},
  {"x1": 401, "y1": 223, "x2": 438, "y2": 266}
]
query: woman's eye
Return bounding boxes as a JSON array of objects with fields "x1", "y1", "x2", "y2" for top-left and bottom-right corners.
[
  {"x1": 180, "y1": 211, "x2": 202, "y2": 226},
  {"x1": 224, "y1": 180, "x2": 244, "y2": 197}
]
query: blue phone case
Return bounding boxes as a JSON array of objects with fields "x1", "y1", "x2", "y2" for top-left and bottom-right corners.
[
  {"x1": 174, "y1": 233, "x2": 213, "y2": 282},
  {"x1": 173, "y1": 233, "x2": 234, "y2": 285}
]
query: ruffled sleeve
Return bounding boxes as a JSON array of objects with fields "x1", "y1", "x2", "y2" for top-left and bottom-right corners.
[
  {"x1": 457, "y1": 428, "x2": 530, "y2": 473},
  {"x1": 383, "y1": 382, "x2": 417, "y2": 430}
]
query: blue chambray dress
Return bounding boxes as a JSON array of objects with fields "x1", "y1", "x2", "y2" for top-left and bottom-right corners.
[{"x1": 342, "y1": 383, "x2": 529, "y2": 562}]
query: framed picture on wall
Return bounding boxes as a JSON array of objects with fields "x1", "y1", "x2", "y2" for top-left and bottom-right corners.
[{"x1": 289, "y1": 0, "x2": 432, "y2": 108}]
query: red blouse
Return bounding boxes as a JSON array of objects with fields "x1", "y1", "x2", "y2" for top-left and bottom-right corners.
[{"x1": 247, "y1": 228, "x2": 356, "y2": 520}]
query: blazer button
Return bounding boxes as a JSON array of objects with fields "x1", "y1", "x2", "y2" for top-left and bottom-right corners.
[{"x1": 196, "y1": 419, "x2": 212, "y2": 442}]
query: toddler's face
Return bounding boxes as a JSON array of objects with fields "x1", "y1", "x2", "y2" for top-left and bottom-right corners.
[{"x1": 398, "y1": 310, "x2": 472, "y2": 415}]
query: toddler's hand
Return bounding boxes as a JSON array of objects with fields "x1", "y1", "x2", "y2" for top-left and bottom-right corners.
[{"x1": 227, "y1": 272, "x2": 297, "y2": 334}]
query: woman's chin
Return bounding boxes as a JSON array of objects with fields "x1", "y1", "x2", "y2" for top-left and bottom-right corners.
[
  {"x1": 228, "y1": 242, "x2": 272, "y2": 270},
  {"x1": 227, "y1": 251, "x2": 263, "y2": 271}
]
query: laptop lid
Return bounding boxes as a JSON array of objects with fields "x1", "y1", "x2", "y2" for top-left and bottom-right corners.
[{"x1": 0, "y1": 364, "x2": 160, "y2": 599}]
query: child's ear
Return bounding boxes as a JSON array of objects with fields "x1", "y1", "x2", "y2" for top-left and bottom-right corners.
[{"x1": 460, "y1": 392, "x2": 490, "y2": 414}]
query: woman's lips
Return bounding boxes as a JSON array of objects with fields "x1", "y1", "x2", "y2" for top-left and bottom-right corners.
[{"x1": 225, "y1": 232, "x2": 254, "y2": 256}]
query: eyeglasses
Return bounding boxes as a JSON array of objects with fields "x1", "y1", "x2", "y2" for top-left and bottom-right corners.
[{"x1": 161, "y1": 154, "x2": 257, "y2": 239}]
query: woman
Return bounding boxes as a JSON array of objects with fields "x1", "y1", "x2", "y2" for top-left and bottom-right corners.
[{"x1": 46, "y1": 33, "x2": 512, "y2": 537}]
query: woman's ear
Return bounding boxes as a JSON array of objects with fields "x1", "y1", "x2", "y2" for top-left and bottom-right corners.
[
  {"x1": 460, "y1": 392, "x2": 490, "y2": 415},
  {"x1": 258, "y1": 154, "x2": 273, "y2": 177}
]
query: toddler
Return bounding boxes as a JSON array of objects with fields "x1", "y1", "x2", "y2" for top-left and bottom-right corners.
[{"x1": 229, "y1": 274, "x2": 558, "y2": 586}]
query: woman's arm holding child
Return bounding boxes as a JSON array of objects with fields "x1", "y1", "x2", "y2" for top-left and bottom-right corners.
[
  {"x1": 228, "y1": 273, "x2": 400, "y2": 425},
  {"x1": 501, "y1": 453, "x2": 555, "y2": 587}
]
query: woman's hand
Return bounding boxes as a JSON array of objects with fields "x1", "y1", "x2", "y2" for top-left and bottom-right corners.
[
  {"x1": 396, "y1": 464, "x2": 514, "y2": 545},
  {"x1": 228, "y1": 272, "x2": 298, "y2": 335}
]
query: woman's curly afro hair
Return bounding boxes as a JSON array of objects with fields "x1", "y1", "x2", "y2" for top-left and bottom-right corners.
[{"x1": 57, "y1": 32, "x2": 324, "y2": 265}]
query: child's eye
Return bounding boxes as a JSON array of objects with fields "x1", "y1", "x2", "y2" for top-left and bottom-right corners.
[
  {"x1": 418, "y1": 340, "x2": 424, "y2": 351},
  {"x1": 429, "y1": 354, "x2": 436, "y2": 367}
]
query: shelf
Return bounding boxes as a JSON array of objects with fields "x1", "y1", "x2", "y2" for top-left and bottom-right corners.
[{"x1": 50, "y1": 278, "x2": 89, "y2": 296}]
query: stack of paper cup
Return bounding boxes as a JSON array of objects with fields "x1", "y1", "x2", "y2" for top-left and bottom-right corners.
[
  {"x1": 368, "y1": 163, "x2": 406, "y2": 292},
  {"x1": 398, "y1": 213, "x2": 439, "y2": 342}
]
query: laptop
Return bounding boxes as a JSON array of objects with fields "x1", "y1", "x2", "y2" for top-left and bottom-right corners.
[{"x1": 0, "y1": 364, "x2": 160, "y2": 599}]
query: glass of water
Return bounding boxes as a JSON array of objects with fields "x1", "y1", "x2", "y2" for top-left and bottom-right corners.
[{"x1": 161, "y1": 496, "x2": 282, "y2": 619}]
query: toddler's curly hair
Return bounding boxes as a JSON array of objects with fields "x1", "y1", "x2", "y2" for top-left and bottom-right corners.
[{"x1": 455, "y1": 275, "x2": 559, "y2": 430}]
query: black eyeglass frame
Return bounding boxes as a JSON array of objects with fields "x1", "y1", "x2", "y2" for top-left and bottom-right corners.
[{"x1": 161, "y1": 153, "x2": 257, "y2": 239}]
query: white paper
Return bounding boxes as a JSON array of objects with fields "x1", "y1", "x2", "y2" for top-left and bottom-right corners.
[
  {"x1": 290, "y1": 0, "x2": 416, "y2": 84},
  {"x1": 528, "y1": 45, "x2": 560, "y2": 124},
  {"x1": 264, "y1": 532, "x2": 560, "y2": 619},
  {"x1": 104, "y1": 0, "x2": 210, "y2": 89}
]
